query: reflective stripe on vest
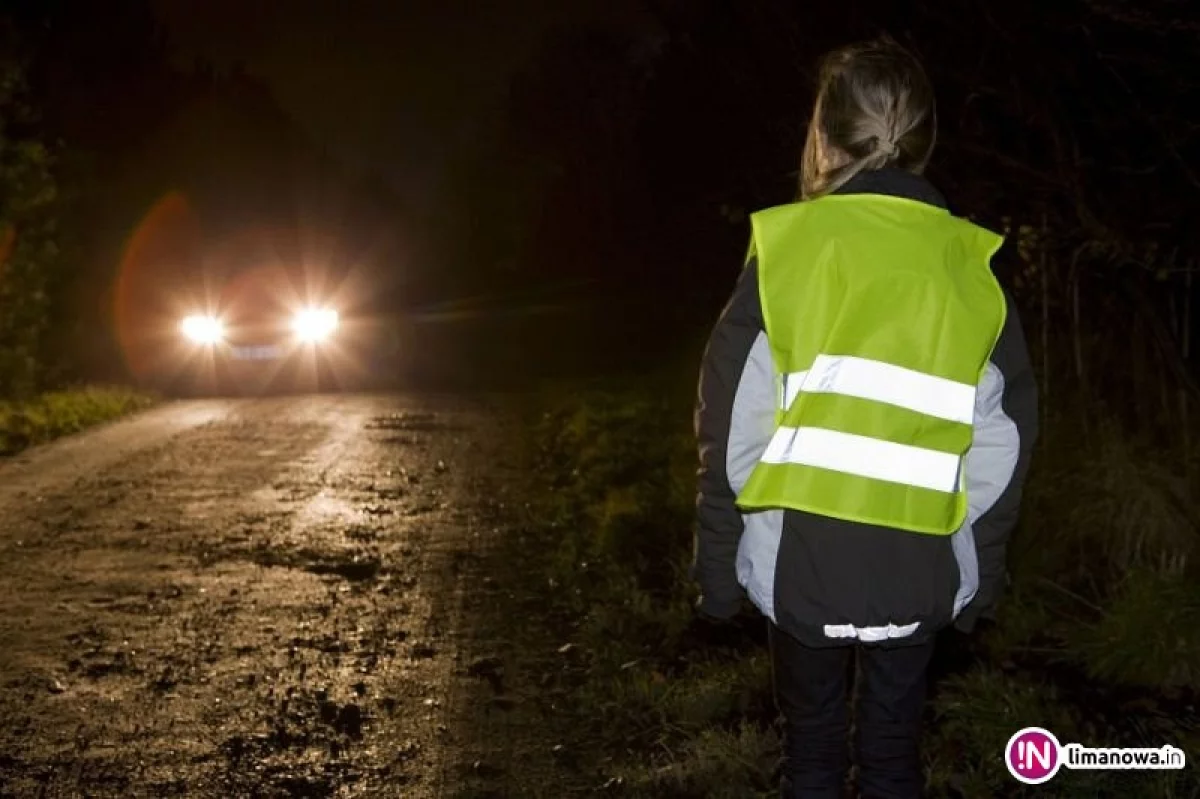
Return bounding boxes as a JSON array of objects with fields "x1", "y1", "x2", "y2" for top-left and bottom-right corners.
[
  {"x1": 736, "y1": 193, "x2": 1007, "y2": 535},
  {"x1": 762, "y1": 426, "x2": 962, "y2": 493},
  {"x1": 768, "y1": 356, "x2": 980, "y2": 493},
  {"x1": 781, "y1": 356, "x2": 977, "y2": 425}
]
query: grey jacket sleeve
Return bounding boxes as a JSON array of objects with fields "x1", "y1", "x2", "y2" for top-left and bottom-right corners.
[
  {"x1": 956, "y1": 289, "x2": 1039, "y2": 632},
  {"x1": 691, "y1": 257, "x2": 766, "y2": 620}
]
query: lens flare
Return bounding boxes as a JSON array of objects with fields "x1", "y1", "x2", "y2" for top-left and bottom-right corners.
[
  {"x1": 292, "y1": 308, "x2": 339, "y2": 342},
  {"x1": 181, "y1": 315, "x2": 224, "y2": 344},
  {"x1": 115, "y1": 191, "x2": 202, "y2": 381}
]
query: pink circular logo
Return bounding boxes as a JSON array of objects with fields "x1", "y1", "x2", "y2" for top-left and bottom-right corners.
[{"x1": 1005, "y1": 727, "x2": 1063, "y2": 784}]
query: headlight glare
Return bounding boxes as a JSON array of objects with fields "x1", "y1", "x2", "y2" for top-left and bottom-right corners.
[
  {"x1": 181, "y1": 315, "x2": 224, "y2": 344},
  {"x1": 292, "y1": 308, "x2": 339, "y2": 342}
]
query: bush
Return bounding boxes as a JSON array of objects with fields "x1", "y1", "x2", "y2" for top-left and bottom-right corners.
[
  {"x1": 0, "y1": 50, "x2": 62, "y2": 398},
  {"x1": 1069, "y1": 568, "x2": 1200, "y2": 692},
  {"x1": 1023, "y1": 418, "x2": 1198, "y2": 584}
]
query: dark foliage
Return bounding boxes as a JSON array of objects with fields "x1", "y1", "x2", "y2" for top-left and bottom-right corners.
[
  {"x1": 438, "y1": 0, "x2": 1199, "y2": 424},
  {"x1": 0, "y1": 0, "x2": 415, "y2": 394}
]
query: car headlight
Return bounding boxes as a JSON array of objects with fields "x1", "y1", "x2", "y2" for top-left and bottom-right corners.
[
  {"x1": 181, "y1": 315, "x2": 224, "y2": 344},
  {"x1": 292, "y1": 308, "x2": 339, "y2": 342}
]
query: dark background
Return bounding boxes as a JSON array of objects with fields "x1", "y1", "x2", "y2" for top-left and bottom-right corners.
[
  {"x1": 1, "y1": 5, "x2": 1197, "y2": 794},
  {"x1": 0, "y1": 0, "x2": 1196, "y2": 399}
]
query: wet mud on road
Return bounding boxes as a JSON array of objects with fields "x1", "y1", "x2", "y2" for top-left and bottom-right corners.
[{"x1": 0, "y1": 394, "x2": 516, "y2": 798}]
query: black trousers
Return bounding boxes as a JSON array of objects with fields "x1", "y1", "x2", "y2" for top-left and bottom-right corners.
[{"x1": 769, "y1": 623, "x2": 936, "y2": 799}]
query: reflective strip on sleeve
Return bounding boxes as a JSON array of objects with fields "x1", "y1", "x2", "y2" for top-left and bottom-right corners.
[
  {"x1": 761, "y1": 426, "x2": 962, "y2": 493},
  {"x1": 782, "y1": 355, "x2": 976, "y2": 424}
]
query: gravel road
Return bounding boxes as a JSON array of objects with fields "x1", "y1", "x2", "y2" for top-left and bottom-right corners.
[{"x1": 0, "y1": 394, "x2": 513, "y2": 798}]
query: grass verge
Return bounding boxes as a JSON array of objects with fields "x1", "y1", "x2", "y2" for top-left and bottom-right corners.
[
  {"x1": 454, "y1": 374, "x2": 1200, "y2": 798},
  {"x1": 0, "y1": 385, "x2": 158, "y2": 456}
]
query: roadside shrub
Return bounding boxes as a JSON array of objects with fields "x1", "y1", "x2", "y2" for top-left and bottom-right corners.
[
  {"x1": 1068, "y1": 568, "x2": 1200, "y2": 692},
  {"x1": 1019, "y1": 418, "x2": 1197, "y2": 586}
]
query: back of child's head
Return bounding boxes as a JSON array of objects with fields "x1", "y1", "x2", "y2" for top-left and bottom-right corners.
[{"x1": 800, "y1": 36, "x2": 937, "y2": 200}]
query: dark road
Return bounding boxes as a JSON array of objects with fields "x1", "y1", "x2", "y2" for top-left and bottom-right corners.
[{"x1": 0, "y1": 394, "x2": 512, "y2": 798}]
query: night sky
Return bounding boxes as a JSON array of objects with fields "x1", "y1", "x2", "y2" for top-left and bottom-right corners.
[{"x1": 151, "y1": 0, "x2": 651, "y2": 205}]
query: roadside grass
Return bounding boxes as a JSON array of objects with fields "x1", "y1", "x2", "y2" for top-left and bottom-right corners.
[
  {"x1": 481, "y1": 366, "x2": 1200, "y2": 798},
  {"x1": 0, "y1": 385, "x2": 157, "y2": 456}
]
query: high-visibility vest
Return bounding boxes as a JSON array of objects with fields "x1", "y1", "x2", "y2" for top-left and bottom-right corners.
[{"x1": 736, "y1": 193, "x2": 1007, "y2": 535}]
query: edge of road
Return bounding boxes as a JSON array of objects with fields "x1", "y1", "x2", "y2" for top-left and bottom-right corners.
[{"x1": 0, "y1": 398, "x2": 237, "y2": 519}]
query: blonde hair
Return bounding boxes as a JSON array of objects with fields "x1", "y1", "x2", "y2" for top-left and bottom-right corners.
[{"x1": 799, "y1": 37, "x2": 937, "y2": 200}]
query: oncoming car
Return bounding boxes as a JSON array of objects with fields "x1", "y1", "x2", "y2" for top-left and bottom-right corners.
[
  {"x1": 159, "y1": 271, "x2": 391, "y2": 396},
  {"x1": 177, "y1": 306, "x2": 337, "y2": 390}
]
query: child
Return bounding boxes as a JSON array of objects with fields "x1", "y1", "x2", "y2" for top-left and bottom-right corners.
[{"x1": 692, "y1": 36, "x2": 1038, "y2": 798}]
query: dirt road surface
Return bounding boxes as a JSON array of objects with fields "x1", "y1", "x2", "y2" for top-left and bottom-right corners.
[{"x1": 0, "y1": 394, "x2": 519, "y2": 798}]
